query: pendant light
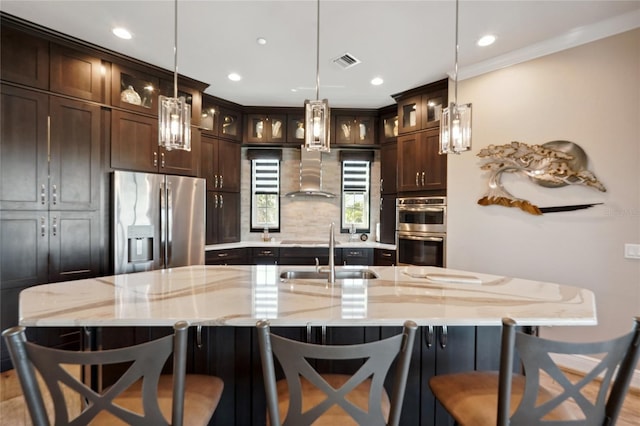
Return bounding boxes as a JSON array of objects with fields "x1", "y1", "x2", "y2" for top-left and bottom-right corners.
[
  {"x1": 159, "y1": 0, "x2": 191, "y2": 151},
  {"x1": 440, "y1": 0, "x2": 472, "y2": 155},
  {"x1": 304, "y1": 0, "x2": 330, "y2": 152}
]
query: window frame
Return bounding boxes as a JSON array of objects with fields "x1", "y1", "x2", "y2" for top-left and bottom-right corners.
[
  {"x1": 250, "y1": 158, "x2": 281, "y2": 233},
  {"x1": 340, "y1": 159, "x2": 371, "y2": 234}
]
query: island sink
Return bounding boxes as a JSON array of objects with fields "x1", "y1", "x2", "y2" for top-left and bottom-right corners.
[{"x1": 279, "y1": 269, "x2": 378, "y2": 280}]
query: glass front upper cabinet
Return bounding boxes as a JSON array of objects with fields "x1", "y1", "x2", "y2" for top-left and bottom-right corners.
[
  {"x1": 245, "y1": 114, "x2": 286, "y2": 144},
  {"x1": 112, "y1": 64, "x2": 159, "y2": 114},
  {"x1": 219, "y1": 107, "x2": 242, "y2": 141}
]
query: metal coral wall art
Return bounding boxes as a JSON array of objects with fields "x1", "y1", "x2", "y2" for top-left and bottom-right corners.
[{"x1": 477, "y1": 141, "x2": 606, "y2": 215}]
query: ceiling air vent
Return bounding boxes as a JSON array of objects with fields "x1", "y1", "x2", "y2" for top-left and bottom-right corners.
[{"x1": 333, "y1": 53, "x2": 361, "y2": 69}]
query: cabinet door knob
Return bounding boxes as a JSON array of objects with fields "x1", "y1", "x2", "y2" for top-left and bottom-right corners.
[
  {"x1": 153, "y1": 152, "x2": 158, "y2": 167},
  {"x1": 415, "y1": 172, "x2": 419, "y2": 187},
  {"x1": 219, "y1": 194, "x2": 223, "y2": 208},
  {"x1": 214, "y1": 194, "x2": 218, "y2": 209},
  {"x1": 52, "y1": 184, "x2": 57, "y2": 205},
  {"x1": 214, "y1": 175, "x2": 219, "y2": 189},
  {"x1": 40, "y1": 216, "x2": 46, "y2": 237},
  {"x1": 421, "y1": 171, "x2": 425, "y2": 186},
  {"x1": 41, "y1": 184, "x2": 46, "y2": 205},
  {"x1": 160, "y1": 152, "x2": 165, "y2": 168},
  {"x1": 220, "y1": 175, "x2": 223, "y2": 189},
  {"x1": 52, "y1": 216, "x2": 57, "y2": 236}
]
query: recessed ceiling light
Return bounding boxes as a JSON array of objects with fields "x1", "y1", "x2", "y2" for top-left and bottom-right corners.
[
  {"x1": 112, "y1": 27, "x2": 132, "y2": 40},
  {"x1": 290, "y1": 88, "x2": 298, "y2": 92},
  {"x1": 371, "y1": 77, "x2": 384, "y2": 86},
  {"x1": 256, "y1": 37, "x2": 267, "y2": 45},
  {"x1": 228, "y1": 73, "x2": 242, "y2": 82},
  {"x1": 477, "y1": 34, "x2": 496, "y2": 47}
]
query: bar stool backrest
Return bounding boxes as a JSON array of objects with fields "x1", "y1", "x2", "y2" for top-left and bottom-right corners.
[
  {"x1": 257, "y1": 320, "x2": 417, "y2": 426},
  {"x1": 2, "y1": 321, "x2": 189, "y2": 426},
  {"x1": 498, "y1": 317, "x2": 640, "y2": 425}
]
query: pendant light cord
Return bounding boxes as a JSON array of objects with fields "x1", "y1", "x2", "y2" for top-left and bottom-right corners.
[
  {"x1": 315, "y1": 0, "x2": 320, "y2": 101},
  {"x1": 453, "y1": 0, "x2": 459, "y2": 106},
  {"x1": 173, "y1": 0, "x2": 178, "y2": 99}
]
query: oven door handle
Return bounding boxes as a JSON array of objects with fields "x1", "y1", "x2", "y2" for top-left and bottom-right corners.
[
  {"x1": 398, "y1": 234, "x2": 444, "y2": 242},
  {"x1": 398, "y1": 207, "x2": 445, "y2": 213}
]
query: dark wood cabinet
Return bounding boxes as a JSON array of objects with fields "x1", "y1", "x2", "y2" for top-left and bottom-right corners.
[
  {"x1": 0, "y1": 25, "x2": 49, "y2": 90},
  {"x1": 111, "y1": 109, "x2": 199, "y2": 176},
  {"x1": 379, "y1": 194, "x2": 397, "y2": 244},
  {"x1": 201, "y1": 134, "x2": 241, "y2": 192},
  {"x1": 1, "y1": 85, "x2": 49, "y2": 211},
  {"x1": 341, "y1": 248, "x2": 373, "y2": 265},
  {"x1": 110, "y1": 109, "x2": 158, "y2": 173},
  {"x1": 200, "y1": 96, "x2": 244, "y2": 142},
  {"x1": 397, "y1": 129, "x2": 446, "y2": 193},
  {"x1": 205, "y1": 248, "x2": 248, "y2": 265},
  {"x1": 374, "y1": 248, "x2": 396, "y2": 266},
  {"x1": 0, "y1": 210, "x2": 49, "y2": 289},
  {"x1": 286, "y1": 112, "x2": 306, "y2": 145},
  {"x1": 251, "y1": 247, "x2": 279, "y2": 265},
  {"x1": 49, "y1": 96, "x2": 102, "y2": 210},
  {"x1": 244, "y1": 112, "x2": 287, "y2": 144},
  {"x1": 279, "y1": 247, "x2": 338, "y2": 266},
  {"x1": 1, "y1": 86, "x2": 101, "y2": 211},
  {"x1": 380, "y1": 142, "x2": 397, "y2": 195},
  {"x1": 397, "y1": 89, "x2": 446, "y2": 135},
  {"x1": 47, "y1": 210, "x2": 102, "y2": 283},
  {"x1": 50, "y1": 44, "x2": 104, "y2": 103},
  {"x1": 1, "y1": 26, "x2": 104, "y2": 103},
  {"x1": 331, "y1": 110, "x2": 377, "y2": 146},
  {"x1": 379, "y1": 107, "x2": 399, "y2": 145},
  {"x1": 205, "y1": 191, "x2": 240, "y2": 245},
  {"x1": 111, "y1": 63, "x2": 160, "y2": 114}
]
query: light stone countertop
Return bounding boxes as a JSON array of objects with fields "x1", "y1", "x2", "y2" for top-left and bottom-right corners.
[{"x1": 19, "y1": 265, "x2": 596, "y2": 328}]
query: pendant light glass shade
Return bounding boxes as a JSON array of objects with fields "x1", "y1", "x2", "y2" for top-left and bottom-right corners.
[
  {"x1": 159, "y1": 96, "x2": 191, "y2": 151},
  {"x1": 304, "y1": 0, "x2": 330, "y2": 152},
  {"x1": 304, "y1": 99, "x2": 330, "y2": 152},
  {"x1": 439, "y1": 0, "x2": 472, "y2": 155},
  {"x1": 440, "y1": 102, "x2": 471, "y2": 154},
  {"x1": 158, "y1": 0, "x2": 191, "y2": 151}
]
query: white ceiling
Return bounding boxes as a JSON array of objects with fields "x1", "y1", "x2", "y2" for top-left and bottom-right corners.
[{"x1": 1, "y1": 1, "x2": 639, "y2": 109}]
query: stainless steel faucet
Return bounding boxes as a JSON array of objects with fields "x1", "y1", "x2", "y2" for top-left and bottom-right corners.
[
  {"x1": 315, "y1": 222, "x2": 336, "y2": 283},
  {"x1": 327, "y1": 222, "x2": 336, "y2": 283}
]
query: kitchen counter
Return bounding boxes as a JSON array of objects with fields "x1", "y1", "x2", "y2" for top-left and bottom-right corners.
[
  {"x1": 19, "y1": 265, "x2": 596, "y2": 327},
  {"x1": 205, "y1": 240, "x2": 396, "y2": 251}
]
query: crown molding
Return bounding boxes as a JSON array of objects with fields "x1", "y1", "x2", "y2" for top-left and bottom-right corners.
[{"x1": 456, "y1": 9, "x2": 640, "y2": 81}]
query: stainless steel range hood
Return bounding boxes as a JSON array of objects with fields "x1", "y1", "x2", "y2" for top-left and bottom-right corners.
[{"x1": 285, "y1": 148, "x2": 336, "y2": 198}]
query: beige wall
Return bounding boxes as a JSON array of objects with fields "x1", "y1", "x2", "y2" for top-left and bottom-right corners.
[{"x1": 447, "y1": 29, "x2": 640, "y2": 343}]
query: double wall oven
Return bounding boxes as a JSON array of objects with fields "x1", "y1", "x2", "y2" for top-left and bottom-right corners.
[{"x1": 396, "y1": 196, "x2": 446, "y2": 267}]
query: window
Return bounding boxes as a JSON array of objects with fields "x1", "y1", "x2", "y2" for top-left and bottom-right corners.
[
  {"x1": 341, "y1": 160, "x2": 370, "y2": 233},
  {"x1": 251, "y1": 158, "x2": 280, "y2": 232}
]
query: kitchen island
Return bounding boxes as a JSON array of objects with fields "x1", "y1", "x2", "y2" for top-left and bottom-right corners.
[
  {"x1": 18, "y1": 265, "x2": 596, "y2": 425},
  {"x1": 19, "y1": 264, "x2": 595, "y2": 327}
]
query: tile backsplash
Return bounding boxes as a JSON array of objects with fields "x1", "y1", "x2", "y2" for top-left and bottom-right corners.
[{"x1": 240, "y1": 147, "x2": 381, "y2": 242}]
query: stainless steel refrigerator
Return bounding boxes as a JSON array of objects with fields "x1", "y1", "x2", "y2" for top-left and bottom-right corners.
[{"x1": 113, "y1": 171, "x2": 205, "y2": 274}]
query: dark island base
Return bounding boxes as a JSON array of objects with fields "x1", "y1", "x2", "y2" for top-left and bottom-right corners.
[{"x1": 97, "y1": 324, "x2": 517, "y2": 425}]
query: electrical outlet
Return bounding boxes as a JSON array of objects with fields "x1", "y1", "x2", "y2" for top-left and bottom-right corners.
[{"x1": 624, "y1": 244, "x2": 640, "y2": 259}]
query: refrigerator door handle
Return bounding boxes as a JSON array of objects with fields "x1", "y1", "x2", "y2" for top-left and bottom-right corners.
[
  {"x1": 166, "y1": 184, "x2": 173, "y2": 265},
  {"x1": 160, "y1": 184, "x2": 166, "y2": 266}
]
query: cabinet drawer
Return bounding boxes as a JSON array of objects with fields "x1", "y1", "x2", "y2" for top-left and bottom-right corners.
[
  {"x1": 205, "y1": 248, "x2": 247, "y2": 265},
  {"x1": 375, "y1": 249, "x2": 396, "y2": 266},
  {"x1": 341, "y1": 248, "x2": 373, "y2": 266}
]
